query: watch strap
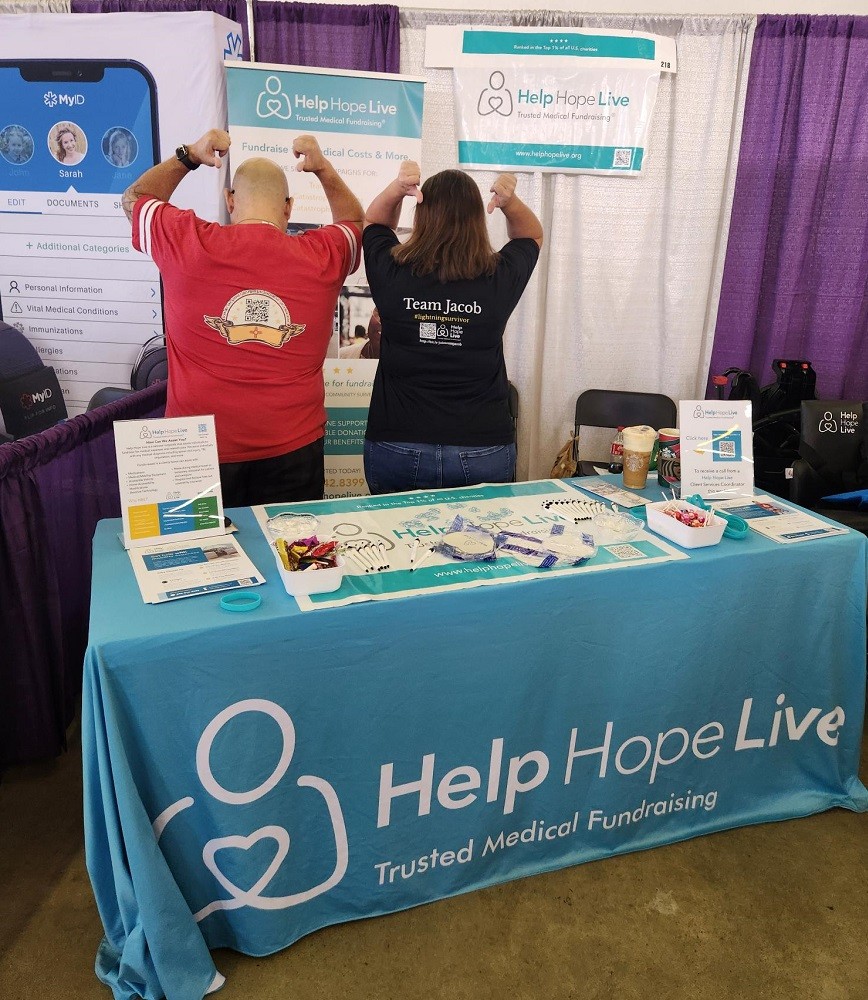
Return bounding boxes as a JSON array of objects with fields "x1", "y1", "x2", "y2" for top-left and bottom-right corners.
[{"x1": 175, "y1": 144, "x2": 199, "y2": 171}]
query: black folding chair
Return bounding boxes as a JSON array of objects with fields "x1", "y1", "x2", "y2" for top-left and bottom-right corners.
[{"x1": 573, "y1": 389, "x2": 677, "y2": 475}]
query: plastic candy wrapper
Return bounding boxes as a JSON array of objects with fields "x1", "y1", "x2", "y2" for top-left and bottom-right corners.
[
  {"x1": 266, "y1": 512, "x2": 318, "y2": 539},
  {"x1": 274, "y1": 535, "x2": 338, "y2": 572},
  {"x1": 495, "y1": 523, "x2": 597, "y2": 568},
  {"x1": 433, "y1": 516, "x2": 498, "y2": 562}
]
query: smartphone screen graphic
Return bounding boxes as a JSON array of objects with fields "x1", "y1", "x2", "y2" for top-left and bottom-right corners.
[{"x1": 0, "y1": 60, "x2": 162, "y2": 415}]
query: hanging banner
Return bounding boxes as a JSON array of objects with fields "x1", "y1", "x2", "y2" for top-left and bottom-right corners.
[
  {"x1": 225, "y1": 63, "x2": 424, "y2": 499},
  {"x1": 426, "y1": 26, "x2": 676, "y2": 175}
]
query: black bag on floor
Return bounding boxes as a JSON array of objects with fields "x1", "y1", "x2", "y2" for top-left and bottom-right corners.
[{"x1": 720, "y1": 360, "x2": 818, "y2": 499}]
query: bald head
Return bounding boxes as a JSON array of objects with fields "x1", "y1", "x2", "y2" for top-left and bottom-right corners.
[{"x1": 226, "y1": 157, "x2": 292, "y2": 229}]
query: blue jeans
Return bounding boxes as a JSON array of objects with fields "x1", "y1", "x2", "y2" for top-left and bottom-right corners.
[{"x1": 364, "y1": 440, "x2": 516, "y2": 495}]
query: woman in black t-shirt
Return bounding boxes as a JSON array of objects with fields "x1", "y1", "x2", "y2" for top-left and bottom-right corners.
[{"x1": 362, "y1": 162, "x2": 543, "y2": 494}]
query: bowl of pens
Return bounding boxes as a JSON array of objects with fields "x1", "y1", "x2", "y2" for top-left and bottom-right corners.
[
  {"x1": 645, "y1": 500, "x2": 725, "y2": 549},
  {"x1": 272, "y1": 536, "x2": 345, "y2": 596}
]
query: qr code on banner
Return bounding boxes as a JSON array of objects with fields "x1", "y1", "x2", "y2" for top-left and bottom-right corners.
[
  {"x1": 613, "y1": 148, "x2": 633, "y2": 168},
  {"x1": 718, "y1": 439, "x2": 736, "y2": 458},
  {"x1": 244, "y1": 298, "x2": 271, "y2": 324},
  {"x1": 607, "y1": 544, "x2": 645, "y2": 560},
  {"x1": 419, "y1": 322, "x2": 437, "y2": 340}
]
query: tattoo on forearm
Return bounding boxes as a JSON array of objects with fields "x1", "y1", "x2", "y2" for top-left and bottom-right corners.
[{"x1": 122, "y1": 183, "x2": 142, "y2": 223}]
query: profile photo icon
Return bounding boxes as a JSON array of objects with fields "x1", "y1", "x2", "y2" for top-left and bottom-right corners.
[
  {"x1": 49, "y1": 121, "x2": 87, "y2": 166},
  {"x1": 102, "y1": 127, "x2": 138, "y2": 168},
  {"x1": 0, "y1": 124, "x2": 34, "y2": 165}
]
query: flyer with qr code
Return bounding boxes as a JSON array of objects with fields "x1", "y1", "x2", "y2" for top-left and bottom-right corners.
[
  {"x1": 713, "y1": 496, "x2": 847, "y2": 544},
  {"x1": 678, "y1": 400, "x2": 754, "y2": 499}
]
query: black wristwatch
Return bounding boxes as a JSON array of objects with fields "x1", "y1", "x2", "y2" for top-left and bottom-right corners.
[{"x1": 175, "y1": 144, "x2": 199, "y2": 171}]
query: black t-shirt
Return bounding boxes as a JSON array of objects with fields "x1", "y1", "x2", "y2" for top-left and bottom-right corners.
[{"x1": 362, "y1": 224, "x2": 539, "y2": 446}]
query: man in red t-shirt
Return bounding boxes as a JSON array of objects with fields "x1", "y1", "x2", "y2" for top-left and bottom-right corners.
[{"x1": 122, "y1": 128, "x2": 363, "y2": 505}]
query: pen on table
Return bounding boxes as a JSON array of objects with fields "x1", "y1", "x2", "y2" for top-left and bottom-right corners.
[
  {"x1": 409, "y1": 537, "x2": 419, "y2": 567},
  {"x1": 411, "y1": 546, "x2": 434, "y2": 572}
]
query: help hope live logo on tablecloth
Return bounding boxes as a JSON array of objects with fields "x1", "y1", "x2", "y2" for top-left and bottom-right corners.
[{"x1": 151, "y1": 690, "x2": 850, "y2": 913}]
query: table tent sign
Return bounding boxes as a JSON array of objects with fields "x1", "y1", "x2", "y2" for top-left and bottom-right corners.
[
  {"x1": 425, "y1": 26, "x2": 677, "y2": 175},
  {"x1": 678, "y1": 399, "x2": 755, "y2": 499},
  {"x1": 114, "y1": 416, "x2": 264, "y2": 602},
  {"x1": 225, "y1": 62, "x2": 425, "y2": 499}
]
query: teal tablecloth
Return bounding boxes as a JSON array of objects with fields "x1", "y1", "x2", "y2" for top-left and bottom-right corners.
[{"x1": 82, "y1": 480, "x2": 868, "y2": 1000}]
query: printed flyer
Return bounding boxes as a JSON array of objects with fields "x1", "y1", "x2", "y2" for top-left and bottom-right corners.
[
  {"x1": 114, "y1": 415, "x2": 224, "y2": 548},
  {"x1": 714, "y1": 495, "x2": 848, "y2": 545},
  {"x1": 128, "y1": 534, "x2": 264, "y2": 604}
]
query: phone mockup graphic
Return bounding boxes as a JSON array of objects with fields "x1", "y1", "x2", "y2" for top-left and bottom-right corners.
[{"x1": 0, "y1": 60, "x2": 162, "y2": 415}]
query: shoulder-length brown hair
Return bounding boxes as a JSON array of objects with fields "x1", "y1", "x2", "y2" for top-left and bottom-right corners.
[{"x1": 391, "y1": 170, "x2": 500, "y2": 282}]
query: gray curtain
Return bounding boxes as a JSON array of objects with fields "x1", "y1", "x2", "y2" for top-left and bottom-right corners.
[{"x1": 400, "y1": 11, "x2": 755, "y2": 480}]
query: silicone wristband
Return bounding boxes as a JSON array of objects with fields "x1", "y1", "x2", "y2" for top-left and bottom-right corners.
[{"x1": 220, "y1": 591, "x2": 262, "y2": 613}]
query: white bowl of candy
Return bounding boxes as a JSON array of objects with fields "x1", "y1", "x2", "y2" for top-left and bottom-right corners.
[{"x1": 645, "y1": 500, "x2": 725, "y2": 549}]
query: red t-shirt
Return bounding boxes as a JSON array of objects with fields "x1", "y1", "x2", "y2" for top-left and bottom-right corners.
[{"x1": 133, "y1": 197, "x2": 359, "y2": 462}]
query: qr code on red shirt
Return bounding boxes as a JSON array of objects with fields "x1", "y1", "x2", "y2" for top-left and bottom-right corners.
[{"x1": 244, "y1": 298, "x2": 271, "y2": 324}]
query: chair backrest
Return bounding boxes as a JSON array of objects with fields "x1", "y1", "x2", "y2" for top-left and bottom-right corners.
[
  {"x1": 507, "y1": 381, "x2": 519, "y2": 429},
  {"x1": 0, "y1": 322, "x2": 68, "y2": 438},
  {"x1": 575, "y1": 389, "x2": 677, "y2": 434},
  {"x1": 799, "y1": 400, "x2": 865, "y2": 477},
  {"x1": 131, "y1": 334, "x2": 168, "y2": 390},
  {"x1": 87, "y1": 387, "x2": 135, "y2": 412}
]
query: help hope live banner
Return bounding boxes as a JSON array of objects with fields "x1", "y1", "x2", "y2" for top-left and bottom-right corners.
[
  {"x1": 225, "y1": 63, "x2": 425, "y2": 497},
  {"x1": 425, "y1": 26, "x2": 676, "y2": 174}
]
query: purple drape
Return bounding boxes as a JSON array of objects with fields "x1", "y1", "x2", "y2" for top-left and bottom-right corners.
[
  {"x1": 70, "y1": 0, "x2": 251, "y2": 59},
  {"x1": 709, "y1": 15, "x2": 868, "y2": 400},
  {"x1": 252, "y1": 2, "x2": 398, "y2": 72},
  {"x1": 0, "y1": 383, "x2": 166, "y2": 766}
]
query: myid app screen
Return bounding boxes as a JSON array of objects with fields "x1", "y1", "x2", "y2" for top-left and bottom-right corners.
[{"x1": 0, "y1": 61, "x2": 163, "y2": 415}]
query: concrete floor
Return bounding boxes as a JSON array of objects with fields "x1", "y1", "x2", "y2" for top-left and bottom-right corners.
[{"x1": 1, "y1": 722, "x2": 867, "y2": 1000}]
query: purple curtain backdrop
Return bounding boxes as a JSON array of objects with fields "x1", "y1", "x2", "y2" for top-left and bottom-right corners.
[
  {"x1": 709, "y1": 15, "x2": 868, "y2": 400},
  {"x1": 252, "y1": 2, "x2": 398, "y2": 72},
  {"x1": 0, "y1": 383, "x2": 166, "y2": 766},
  {"x1": 70, "y1": 0, "x2": 251, "y2": 59}
]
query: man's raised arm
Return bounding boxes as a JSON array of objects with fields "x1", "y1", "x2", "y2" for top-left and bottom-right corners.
[
  {"x1": 292, "y1": 135, "x2": 363, "y2": 229},
  {"x1": 121, "y1": 128, "x2": 230, "y2": 223}
]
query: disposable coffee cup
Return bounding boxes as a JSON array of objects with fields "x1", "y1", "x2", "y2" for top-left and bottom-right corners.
[
  {"x1": 621, "y1": 425, "x2": 657, "y2": 489},
  {"x1": 657, "y1": 428, "x2": 681, "y2": 490}
]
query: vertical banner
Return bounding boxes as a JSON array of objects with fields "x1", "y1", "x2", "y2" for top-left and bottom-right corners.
[
  {"x1": 425, "y1": 26, "x2": 676, "y2": 175},
  {"x1": 225, "y1": 63, "x2": 424, "y2": 498},
  {"x1": 0, "y1": 13, "x2": 242, "y2": 418}
]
